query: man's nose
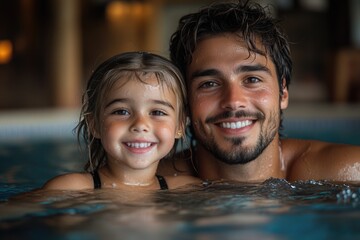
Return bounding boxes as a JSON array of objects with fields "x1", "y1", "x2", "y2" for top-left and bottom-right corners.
[{"x1": 220, "y1": 84, "x2": 247, "y2": 110}]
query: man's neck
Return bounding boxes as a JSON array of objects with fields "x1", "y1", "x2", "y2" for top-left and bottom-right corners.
[{"x1": 195, "y1": 138, "x2": 286, "y2": 182}]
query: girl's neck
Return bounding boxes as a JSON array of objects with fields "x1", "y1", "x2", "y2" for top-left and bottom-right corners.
[{"x1": 98, "y1": 164, "x2": 159, "y2": 190}]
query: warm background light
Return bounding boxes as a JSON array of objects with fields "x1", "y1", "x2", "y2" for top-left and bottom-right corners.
[
  {"x1": 0, "y1": 40, "x2": 13, "y2": 64},
  {"x1": 106, "y1": 1, "x2": 129, "y2": 21},
  {"x1": 0, "y1": 1, "x2": 359, "y2": 109}
]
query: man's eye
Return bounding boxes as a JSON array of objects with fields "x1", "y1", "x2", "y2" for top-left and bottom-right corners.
[
  {"x1": 113, "y1": 109, "x2": 129, "y2": 115},
  {"x1": 245, "y1": 77, "x2": 261, "y2": 84},
  {"x1": 199, "y1": 81, "x2": 219, "y2": 89},
  {"x1": 151, "y1": 110, "x2": 167, "y2": 116}
]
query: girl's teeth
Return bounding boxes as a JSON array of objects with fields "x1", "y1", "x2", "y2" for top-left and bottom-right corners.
[{"x1": 126, "y1": 142, "x2": 151, "y2": 148}]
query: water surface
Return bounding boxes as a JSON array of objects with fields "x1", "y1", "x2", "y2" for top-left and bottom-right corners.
[
  {"x1": 1, "y1": 139, "x2": 360, "y2": 239},
  {"x1": 1, "y1": 179, "x2": 360, "y2": 240}
]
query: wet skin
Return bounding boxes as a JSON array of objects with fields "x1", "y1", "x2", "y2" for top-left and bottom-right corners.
[
  {"x1": 39, "y1": 71, "x2": 202, "y2": 190},
  {"x1": 97, "y1": 74, "x2": 182, "y2": 186},
  {"x1": 186, "y1": 33, "x2": 288, "y2": 181},
  {"x1": 157, "y1": 33, "x2": 360, "y2": 183}
]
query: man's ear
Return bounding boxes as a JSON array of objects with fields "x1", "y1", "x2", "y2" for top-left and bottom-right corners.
[
  {"x1": 280, "y1": 78, "x2": 289, "y2": 110},
  {"x1": 86, "y1": 114, "x2": 100, "y2": 139}
]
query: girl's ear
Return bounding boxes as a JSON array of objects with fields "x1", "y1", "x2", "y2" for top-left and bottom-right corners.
[
  {"x1": 175, "y1": 124, "x2": 184, "y2": 139},
  {"x1": 280, "y1": 78, "x2": 289, "y2": 110},
  {"x1": 175, "y1": 116, "x2": 188, "y2": 139},
  {"x1": 86, "y1": 114, "x2": 100, "y2": 139},
  {"x1": 175, "y1": 130, "x2": 183, "y2": 139}
]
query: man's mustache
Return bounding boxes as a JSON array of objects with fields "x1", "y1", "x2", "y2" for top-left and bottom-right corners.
[{"x1": 205, "y1": 110, "x2": 265, "y2": 124}]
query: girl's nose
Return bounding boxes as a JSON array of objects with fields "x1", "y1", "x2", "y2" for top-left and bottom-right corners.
[{"x1": 130, "y1": 115, "x2": 150, "y2": 133}]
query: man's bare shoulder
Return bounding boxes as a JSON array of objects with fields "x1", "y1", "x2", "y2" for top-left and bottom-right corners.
[
  {"x1": 281, "y1": 138, "x2": 360, "y2": 182},
  {"x1": 165, "y1": 175, "x2": 203, "y2": 189},
  {"x1": 42, "y1": 172, "x2": 94, "y2": 191},
  {"x1": 157, "y1": 150, "x2": 197, "y2": 177}
]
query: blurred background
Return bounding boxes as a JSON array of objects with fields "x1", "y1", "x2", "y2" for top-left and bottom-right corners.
[{"x1": 0, "y1": 0, "x2": 360, "y2": 142}]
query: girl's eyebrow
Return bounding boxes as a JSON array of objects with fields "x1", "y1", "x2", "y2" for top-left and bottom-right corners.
[
  {"x1": 152, "y1": 100, "x2": 175, "y2": 110},
  {"x1": 105, "y1": 98, "x2": 127, "y2": 109},
  {"x1": 105, "y1": 98, "x2": 175, "y2": 111}
]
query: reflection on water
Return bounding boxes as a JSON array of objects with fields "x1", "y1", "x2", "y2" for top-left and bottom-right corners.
[{"x1": 1, "y1": 179, "x2": 360, "y2": 240}]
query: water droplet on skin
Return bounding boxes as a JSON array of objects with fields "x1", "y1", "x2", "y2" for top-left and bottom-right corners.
[
  {"x1": 278, "y1": 141, "x2": 285, "y2": 171},
  {"x1": 339, "y1": 162, "x2": 360, "y2": 181}
]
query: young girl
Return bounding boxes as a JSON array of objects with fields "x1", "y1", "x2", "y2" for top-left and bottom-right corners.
[{"x1": 42, "y1": 52, "x2": 201, "y2": 190}]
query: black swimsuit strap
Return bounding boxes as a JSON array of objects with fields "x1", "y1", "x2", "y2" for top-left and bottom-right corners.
[
  {"x1": 92, "y1": 170, "x2": 101, "y2": 189},
  {"x1": 156, "y1": 175, "x2": 168, "y2": 190},
  {"x1": 92, "y1": 171, "x2": 167, "y2": 190}
]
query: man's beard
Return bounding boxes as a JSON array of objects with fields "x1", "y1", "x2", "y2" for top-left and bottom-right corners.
[{"x1": 196, "y1": 109, "x2": 279, "y2": 165}]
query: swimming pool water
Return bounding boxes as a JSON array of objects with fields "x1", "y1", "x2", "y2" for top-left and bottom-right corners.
[
  {"x1": 1, "y1": 179, "x2": 360, "y2": 240},
  {"x1": 282, "y1": 118, "x2": 360, "y2": 145},
  {"x1": 1, "y1": 126, "x2": 360, "y2": 240}
]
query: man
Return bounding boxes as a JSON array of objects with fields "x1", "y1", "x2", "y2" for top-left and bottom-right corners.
[{"x1": 158, "y1": 1, "x2": 360, "y2": 182}]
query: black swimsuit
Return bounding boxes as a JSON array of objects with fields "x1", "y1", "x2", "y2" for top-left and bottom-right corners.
[{"x1": 91, "y1": 170, "x2": 168, "y2": 190}]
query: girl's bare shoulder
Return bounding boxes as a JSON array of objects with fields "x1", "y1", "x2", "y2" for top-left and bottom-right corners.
[{"x1": 42, "y1": 172, "x2": 94, "y2": 191}]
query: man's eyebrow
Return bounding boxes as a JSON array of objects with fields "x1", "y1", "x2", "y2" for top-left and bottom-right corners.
[
  {"x1": 236, "y1": 64, "x2": 272, "y2": 75},
  {"x1": 190, "y1": 64, "x2": 272, "y2": 80},
  {"x1": 190, "y1": 69, "x2": 221, "y2": 79}
]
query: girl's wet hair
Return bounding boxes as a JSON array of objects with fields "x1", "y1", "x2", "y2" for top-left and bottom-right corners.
[{"x1": 76, "y1": 52, "x2": 187, "y2": 172}]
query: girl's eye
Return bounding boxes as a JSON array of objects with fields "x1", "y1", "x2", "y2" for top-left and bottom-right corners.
[
  {"x1": 151, "y1": 110, "x2": 167, "y2": 116},
  {"x1": 112, "y1": 109, "x2": 130, "y2": 115}
]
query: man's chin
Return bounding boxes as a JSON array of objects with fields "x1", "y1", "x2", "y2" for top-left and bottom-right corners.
[{"x1": 216, "y1": 152, "x2": 257, "y2": 165}]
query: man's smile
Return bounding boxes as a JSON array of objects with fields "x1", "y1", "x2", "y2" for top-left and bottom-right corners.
[{"x1": 219, "y1": 120, "x2": 253, "y2": 129}]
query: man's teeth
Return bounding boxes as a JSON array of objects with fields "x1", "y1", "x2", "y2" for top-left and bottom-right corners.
[
  {"x1": 126, "y1": 142, "x2": 151, "y2": 148},
  {"x1": 220, "y1": 120, "x2": 252, "y2": 129}
]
